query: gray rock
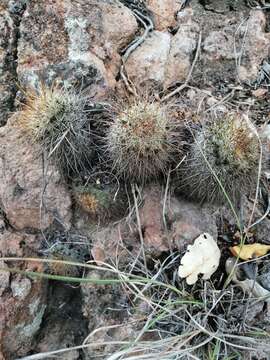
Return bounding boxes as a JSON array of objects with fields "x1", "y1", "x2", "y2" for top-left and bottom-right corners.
[
  {"x1": 165, "y1": 9, "x2": 200, "y2": 88},
  {"x1": 17, "y1": 0, "x2": 138, "y2": 95},
  {"x1": 125, "y1": 31, "x2": 172, "y2": 87}
]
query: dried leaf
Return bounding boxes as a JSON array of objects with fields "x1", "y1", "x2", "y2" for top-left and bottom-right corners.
[
  {"x1": 230, "y1": 243, "x2": 270, "y2": 260},
  {"x1": 178, "y1": 233, "x2": 221, "y2": 285}
]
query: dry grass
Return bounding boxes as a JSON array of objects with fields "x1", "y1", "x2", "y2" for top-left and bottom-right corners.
[{"x1": 6, "y1": 252, "x2": 269, "y2": 360}]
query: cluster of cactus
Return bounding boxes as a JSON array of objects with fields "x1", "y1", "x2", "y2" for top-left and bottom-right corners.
[
  {"x1": 19, "y1": 85, "x2": 94, "y2": 178},
  {"x1": 19, "y1": 84, "x2": 262, "y2": 209}
]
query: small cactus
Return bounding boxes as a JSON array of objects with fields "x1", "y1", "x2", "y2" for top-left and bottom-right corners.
[
  {"x1": 179, "y1": 114, "x2": 261, "y2": 205},
  {"x1": 18, "y1": 85, "x2": 94, "y2": 178},
  {"x1": 105, "y1": 98, "x2": 180, "y2": 184},
  {"x1": 74, "y1": 183, "x2": 126, "y2": 222}
]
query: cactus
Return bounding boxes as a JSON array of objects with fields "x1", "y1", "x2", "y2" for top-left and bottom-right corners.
[
  {"x1": 105, "y1": 98, "x2": 180, "y2": 183},
  {"x1": 18, "y1": 85, "x2": 94, "y2": 178},
  {"x1": 179, "y1": 114, "x2": 260, "y2": 205},
  {"x1": 74, "y1": 183, "x2": 126, "y2": 222}
]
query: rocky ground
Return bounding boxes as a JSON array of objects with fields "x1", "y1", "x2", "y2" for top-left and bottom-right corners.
[{"x1": 1, "y1": 0, "x2": 270, "y2": 359}]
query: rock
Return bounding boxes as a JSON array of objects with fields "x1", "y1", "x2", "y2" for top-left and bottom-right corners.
[
  {"x1": 202, "y1": 10, "x2": 270, "y2": 83},
  {"x1": 146, "y1": 0, "x2": 181, "y2": 31},
  {"x1": 0, "y1": 277, "x2": 47, "y2": 358},
  {"x1": 0, "y1": 247, "x2": 47, "y2": 358},
  {"x1": 140, "y1": 185, "x2": 218, "y2": 253},
  {"x1": 164, "y1": 10, "x2": 199, "y2": 88},
  {"x1": 81, "y1": 269, "x2": 140, "y2": 359},
  {"x1": 11, "y1": 276, "x2": 32, "y2": 299},
  {"x1": 0, "y1": 261, "x2": 9, "y2": 296},
  {"x1": 201, "y1": 0, "x2": 237, "y2": 13},
  {"x1": 139, "y1": 186, "x2": 169, "y2": 254},
  {"x1": 0, "y1": 230, "x2": 37, "y2": 257},
  {"x1": 0, "y1": 117, "x2": 72, "y2": 231},
  {"x1": 203, "y1": 30, "x2": 236, "y2": 60},
  {"x1": 125, "y1": 31, "x2": 171, "y2": 87},
  {"x1": 91, "y1": 185, "x2": 218, "y2": 263},
  {"x1": 17, "y1": 0, "x2": 138, "y2": 95},
  {"x1": 34, "y1": 283, "x2": 87, "y2": 360},
  {"x1": 90, "y1": 224, "x2": 137, "y2": 266},
  {"x1": 238, "y1": 10, "x2": 270, "y2": 82},
  {"x1": 0, "y1": 4, "x2": 17, "y2": 125},
  {"x1": 124, "y1": 8, "x2": 200, "y2": 89},
  {"x1": 169, "y1": 198, "x2": 218, "y2": 250},
  {"x1": 0, "y1": 227, "x2": 48, "y2": 358}
]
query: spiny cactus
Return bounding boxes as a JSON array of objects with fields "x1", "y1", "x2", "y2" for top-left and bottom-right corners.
[
  {"x1": 74, "y1": 183, "x2": 126, "y2": 222},
  {"x1": 179, "y1": 114, "x2": 261, "y2": 205},
  {"x1": 18, "y1": 85, "x2": 94, "y2": 178},
  {"x1": 105, "y1": 98, "x2": 180, "y2": 183}
]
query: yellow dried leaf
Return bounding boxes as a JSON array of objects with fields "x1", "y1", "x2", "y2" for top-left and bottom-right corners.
[{"x1": 230, "y1": 243, "x2": 270, "y2": 260}]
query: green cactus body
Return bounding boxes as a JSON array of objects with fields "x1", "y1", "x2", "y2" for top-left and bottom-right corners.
[
  {"x1": 19, "y1": 86, "x2": 93, "y2": 178},
  {"x1": 106, "y1": 99, "x2": 179, "y2": 183},
  {"x1": 180, "y1": 115, "x2": 260, "y2": 205}
]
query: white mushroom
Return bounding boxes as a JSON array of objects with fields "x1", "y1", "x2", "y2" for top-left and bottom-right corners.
[{"x1": 178, "y1": 233, "x2": 221, "y2": 285}]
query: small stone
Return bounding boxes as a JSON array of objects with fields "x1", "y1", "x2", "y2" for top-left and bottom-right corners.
[
  {"x1": 252, "y1": 88, "x2": 268, "y2": 98},
  {"x1": 164, "y1": 18, "x2": 199, "y2": 88},
  {"x1": 125, "y1": 31, "x2": 171, "y2": 87},
  {"x1": 17, "y1": 0, "x2": 138, "y2": 96},
  {"x1": 11, "y1": 277, "x2": 32, "y2": 300},
  {"x1": 91, "y1": 246, "x2": 106, "y2": 264},
  {"x1": 139, "y1": 186, "x2": 169, "y2": 255},
  {"x1": 146, "y1": 0, "x2": 181, "y2": 31},
  {"x1": 0, "y1": 261, "x2": 9, "y2": 296}
]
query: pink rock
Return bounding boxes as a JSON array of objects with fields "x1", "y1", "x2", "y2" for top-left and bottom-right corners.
[
  {"x1": 203, "y1": 10, "x2": 270, "y2": 82},
  {"x1": 0, "y1": 5, "x2": 17, "y2": 125},
  {"x1": 146, "y1": 0, "x2": 181, "y2": 31},
  {"x1": 0, "y1": 228, "x2": 48, "y2": 357},
  {"x1": 0, "y1": 117, "x2": 72, "y2": 231},
  {"x1": 139, "y1": 186, "x2": 169, "y2": 254},
  {"x1": 238, "y1": 10, "x2": 270, "y2": 82}
]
